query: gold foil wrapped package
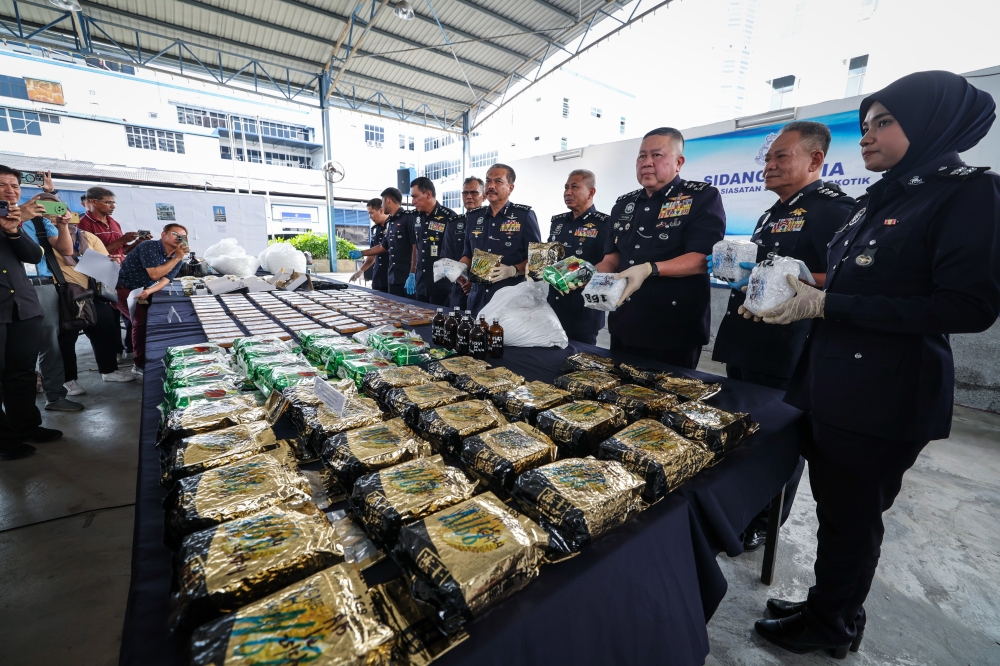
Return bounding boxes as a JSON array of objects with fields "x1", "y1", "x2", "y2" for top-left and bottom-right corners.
[
  {"x1": 460, "y1": 422, "x2": 557, "y2": 498},
  {"x1": 295, "y1": 397, "x2": 384, "y2": 461},
  {"x1": 361, "y1": 365, "x2": 434, "y2": 402},
  {"x1": 597, "y1": 419, "x2": 713, "y2": 501},
  {"x1": 164, "y1": 363, "x2": 242, "y2": 390},
  {"x1": 552, "y1": 370, "x2": 621, "y2": 399},
  {"x1": 164, "y1": 381, "x2": 241, "y2": 411},
  {"x1": 425, "y1": 356, "x2": 490, "y2": 382},
  {"x1": 394, "y1": 492, "x2": 549, "y2": 633},
  {"x1": 349, "y1": 455, "x2": 478, "y2": 549},
  {"x1": 164, "y1": 343, "x2": 226, "y2": 367},
  {"x1": 452, "y1": 367, "x2": 524, "y2": 399},
  {"x1": 535, "y1": 400, "x2": 628, "y2": 457},
  {"x1": 596, "y1": 384, "x2": 681, "y2": 421},
  {"x1": 163, "y1": 444, "x2": 310, "y2": 548},
  {"x1": 320, "y1": 418, "x2": 427, "y2": 490},
  {"x1": 660, "y1": 401, "x2": 758, "y2": 457},
  {"x1": 160, "y1": 421, "x2": 279, "y2": 487},
  {"x1": 189, "y1": 564, "x2": 394, "y2": 666},
  {"x1": 493, "y1": 380, "x2": 572, "y2": 425},
  {"x1": 158, "y1": 395, "x2": 268, "y2": 447},
  {"x1": 469, "y1": 248, "x2": 502, "y2": 284},
  {"x1": 164, "y1": 353, "x2": 232, "y2": 374},
  {"x1": 417, "y1": 399, "x2": 507, "y2": 456},
  {"x1": 168, "y1": 501, "x2": 343, "y2": 635},
  {"x1": 526, "y1": 241, "x2": 565, "y2": 281},
  {"x1": 370, "y1": 578, "x2": 469, "y2": 666},
  {"x1": 617, "y1": 364, "x2": 722, "y2": 402},
  {"x1": 383, "y1": 382, "x2": 469, "y2": 429},
  {"x1": 511, "y1": 457, "x2": 645, "y2": 553},
  {"x1": 561, "y1": 352, "x2": 617, "y2": 373}
]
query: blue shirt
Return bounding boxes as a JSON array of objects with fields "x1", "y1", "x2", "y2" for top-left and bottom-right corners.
[
  {"x1": 118, "y1": 239, "x2": 181, "y2": 290},
  {"x1": 21, "y1": 218, "x2": 59, "y2": 278}
]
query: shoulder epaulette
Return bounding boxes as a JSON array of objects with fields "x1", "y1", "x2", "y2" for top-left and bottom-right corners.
[
  {"x1": 816, "y1": 183, "x2": 847, "y2": 198},
  {"x1": 436, "y1": 205, "x2": 457, "y2": 218},
  {"x1": 511, "y1": 203, "x2": 532, "y2": 210},
  {"x1": 616, "y1": 189, "x2": 643, "y2": 202},
  {"x1": 591, "y1": 211, "x2": 610, "y2": 221},
  {"x1": 551, "y1": 212, "x2": 571, "y2": 222},
  {"x1": 681, "y1": 180, "x2": 712, "y2": 191},
  {"x1": 469, "y1": 206, "x2": 489, "y2": 215},
  {"x1": 935, "y1": 165, "x2": 990, "y2": 180}
]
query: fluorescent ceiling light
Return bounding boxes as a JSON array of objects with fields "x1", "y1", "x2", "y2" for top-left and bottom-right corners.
[
  {"x1": 48, "y1": 0, "x2": 82, "y2": 10},
  {"x1": 553, "y1": 148, "x2": 584, "y2": 161},
  {"x1": 735, "y1": 108, "x2": 796, "y2": 129}
]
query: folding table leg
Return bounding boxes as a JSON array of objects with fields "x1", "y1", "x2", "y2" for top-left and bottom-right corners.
[{"x1": 760, "y1": 486, "x2": 785, "y2": 585}]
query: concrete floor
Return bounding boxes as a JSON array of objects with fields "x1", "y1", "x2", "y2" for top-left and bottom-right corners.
[{"x1": 2, "y1": 335, "x2": 999, "y2": 665}]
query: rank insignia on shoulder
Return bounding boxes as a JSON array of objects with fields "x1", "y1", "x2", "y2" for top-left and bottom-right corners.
[
  {"x1": 617, "y1": 189, "x2": 643, "y2": 202},
  {"x1": 936, "y1": 165, "x2": 989, "y2": 179},
  {"x1": 908, "y1": 176, "x2": 924, "y2": 185},
  {"x1": 682, "y1": 180, "x2": 711, "y2": 191},
  {"x1": 511, "y1": 203, "x2": 532, "y2": 210},
  {"x1": 593, "y1": 212, "x2": 610, "y2": 221},
  {"x1": 816, "y1": 187, "x2": 845, "y2": 197},
  {"x1": 551, "y1": 212, "x2": 570, "y2": 222}
]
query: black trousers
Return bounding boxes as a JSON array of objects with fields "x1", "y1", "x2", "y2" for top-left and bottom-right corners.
[
  {"x1": 58, "y1": 300, "x2": 121, "y2": 378},
  {"x1": 388, "y1": 284, "x2": 407, "y2": 298},
  {"x1": 727, "y1": 364, "x2": 803, "y2": 532},
  {"x1": 0, "y1": 314, "x2": 43, "y2": 441},
  {"x1": 568, "y1": 330, "x2": 598, "y2": 345},
  {"x1": 801, "y1": 419, "x2": 926, "y2": 645},
  {"x1": 610, "y1": 335, "x2": 701, "y2": 370}
]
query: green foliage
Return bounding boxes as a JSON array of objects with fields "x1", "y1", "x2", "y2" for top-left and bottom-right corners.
[
  {"x1": 335, "y1": 236, "x2": 357, "y2": 260},
  {"x1": 270, "y1": 234, "x2": 358, "y2": 261}
]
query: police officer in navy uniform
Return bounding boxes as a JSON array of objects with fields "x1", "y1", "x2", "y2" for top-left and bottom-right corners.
[
  {"x1": 596, "y1": 127, "x2": 726, "y2": 369},
  {"x1": 751, "y1": 72, "x2": 1000, "y2": 658},
  {"x1": 443, "y1": 176, "x2": 484, "y2": 310},
  {"x1": 409, "y1": 176, "x2": 458, "y2": 305},
  {"x1": 711, "y1": 121, "x2": 856, "y2": 551},
  {"x1": 349, "y1": 197, "x2": 389, "y2": 292},
  {"x1": 460, "y1": 163, "x2": 541, "y2": 315},
  {"x1": 547, "y1": 169, "x2": 611, "y2": 344},
  {"x1": 350, "y1": 187, "x2": 416, "y2": 297}
]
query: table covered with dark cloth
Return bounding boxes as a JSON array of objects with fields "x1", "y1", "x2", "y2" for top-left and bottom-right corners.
[{"x1": 120, "y1": 287, "x2": 803, "y2": 666}]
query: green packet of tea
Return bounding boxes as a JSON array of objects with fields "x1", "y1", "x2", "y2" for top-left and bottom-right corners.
[
  {"x1": 164, "y1": 343, "x2": 225, "y2": 367},
  {"x1": 164, "y1": 381, "x2": 240, "y2": 411},
  {"x1": 542, "y1": 257, "x2": 596, "y2": 294}
]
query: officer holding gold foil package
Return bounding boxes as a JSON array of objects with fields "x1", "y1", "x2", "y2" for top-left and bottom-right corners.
[
  {"x1": 460, "y1": 163, "x2": 541, "y2": 314},
  {"x1": 547, "y1": 169, "x2": 611, "y2": 344},
  {"x1": 596, "y1": 127, "x2": 726, "y2": 369}
]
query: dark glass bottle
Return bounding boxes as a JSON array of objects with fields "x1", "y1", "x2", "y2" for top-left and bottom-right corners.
[
  {"x1": 444, "y1": 308, "x2": 459, "y2": 349},
  {"x1": 488, "y1": 318, "x2": 504, "y2": 358},
  {"x1": 479, "y1": 315, "x2": 490, "y2": 336},
  {"x1": 432, "y1": 308, "x2": 445, "y2": 345},
  {"x1": 456, "y1": 311, "x2": 472, "y2": 356},
  {"x1": 470, "y1": 318, "x2": 487, "y2": 359}
]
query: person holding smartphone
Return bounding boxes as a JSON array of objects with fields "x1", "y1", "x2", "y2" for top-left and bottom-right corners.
[{"x1": 115, "y1": 223, "x2": 188, "y2": 375}]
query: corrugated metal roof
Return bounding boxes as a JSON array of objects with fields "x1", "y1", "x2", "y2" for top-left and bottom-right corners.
[{"x1": 1, "y1": 0, "x2": 643, "y2": 123}]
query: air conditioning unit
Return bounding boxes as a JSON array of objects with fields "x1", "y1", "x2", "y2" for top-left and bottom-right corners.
[{"x1": 366, "y1": 140, "x2": 384, "y2": 148}]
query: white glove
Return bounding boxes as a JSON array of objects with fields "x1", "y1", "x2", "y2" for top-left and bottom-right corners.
[
  {"x1": 488, "y1": 264, "x2": 518, "y2": 282},
  {"x1": 756, "y1": 274, "x2": 826, "y2": 325},
  {"x1": 614, "y1": 263, "x2": 652, "y2": 305},
  {"x1": 349, "y1": 270, "x2": 363, "y2": 283}
]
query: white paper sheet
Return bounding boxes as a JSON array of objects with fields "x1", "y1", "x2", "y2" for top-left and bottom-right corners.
[
  {"x1": 74, "y1": 249, "x2": 121, "y2": 287},
  {"x1": 126, "y1": 287, "x2": 144, "y2": 320}
]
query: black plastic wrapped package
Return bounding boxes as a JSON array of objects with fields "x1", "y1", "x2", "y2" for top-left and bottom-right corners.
[
  {"x1": 459, "y1": 422, "x2": 557, "y2": 498},
  {"x1": 320, "y1": 417, "x2": 428, "y2": 490},
  {"x1": 660, "y1": 401, "x2": 758, "y2": 457},
  {"x1": 535, "y1": 400, "x2": 628, "y2": 457}
]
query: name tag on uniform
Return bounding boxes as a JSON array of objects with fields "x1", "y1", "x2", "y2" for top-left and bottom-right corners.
[
  {"x1": 573, "y1": 227, "x2": 598, "y2": 238},
  {"x1": 500, "y1": 221, "x2": 520, "y2": 233},
  {"x1": 428, "y1": 221, "x2": 446, "y2": 232},
  {"x1": 659, "y1": 194, "x2": 692, "y2": 218},
  {"x1": 431, "y1": 245, "x2": 439, "y2": 256},
  {"x1": 771, "y1": 217, "x2": 805, "y2": 233}
]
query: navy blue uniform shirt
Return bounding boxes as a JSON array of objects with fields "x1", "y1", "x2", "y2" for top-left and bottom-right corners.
[
  {"x1": 369, "y1": 222, "x2": 388, "y2": 291},
  {"x1": 786, "y1": 153, "x2": 1000, "y2": 442},
  {"x1": 118, "y1": 239, "x2": 181, "y2": 290},
  {"x1": 379, "y1": 208, "x2": 415, "y2": 286},
  {"x1": 441, "y1": 211, "x2": 470, "y2": 309},
  {"x1": 713, "y1": 180, "x2": 855, "y2": 377},
  {"x1": 413, "y1": 202, "x2": 458, "y2": 300},
  {"x1": 461, "y1": 201, "x2": 541, "y2": 314},
  {"x1": 546, "y1": 206, "x2": 611, "y2": 344},
  {"x1": 605, "y1": 175, "x2": 726, "y2": 349}
]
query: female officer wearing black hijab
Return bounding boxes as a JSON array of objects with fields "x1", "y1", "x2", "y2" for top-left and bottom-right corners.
[{"x1": 750, "y1": 71, "x2": 1000, "y2": 657}]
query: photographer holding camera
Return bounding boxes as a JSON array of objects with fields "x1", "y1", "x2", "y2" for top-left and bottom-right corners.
[{"x1": 115, "y1": 223, "x2": 188, "y2": 375}]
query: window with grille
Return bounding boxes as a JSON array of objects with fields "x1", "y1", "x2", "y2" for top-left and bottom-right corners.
[
  {"x1": 562, "y1": 98, "x2": 569, "y2": 118},
  {"x1": 591, "y1": 107, "x2": 602, "y2": 118},
  {"x1": 422, "y1": 159, "x2": 461, "y2": 180},
  {"x1": 620, "y1": 116, "x2": 626, "y2": 134},
  {"x1": 408, "y1": 136, "x2": 415, "y2": 151},
  {"x1": 470, "y1": 150, "x2": 498, "y2": 169},
  {"x1": 38, "y1": 113, "x2": 60, "y2": 124},
  {"x1": 364, "y1": 124, "x2": 385, "y2": 144},
  {"x1": 423, "y1": 134, "x2": 455, "y2": 152},
  {"x1": 126, "y1": 126, "x2": 185, "y2": 153},
  {"x1": 220, "y1": 146, "x2": 262, "y2": 163},
  {"x1": 176, "y1": 105, "x2": 312, "y2": 141},
  {"x1": 0, "y1": 75, "x2": 29, "y2": 101},
  {"x1": 265, "y1": 151, "x2": 312, "y2": 168},
  {"x1": 560, "y1": 137, "x2": 568, "y2": 151},
  {"x1": 845, "y1": 55, "x2": 868, "y2": 97},
  {"x1": 769, "y1": 75, "x2": 796, "y2": 110},
  {"x1": 0, "y1": 108, "x2": 41, "y2": 135},
  {"x1": 442, "y1": 191, "x2": 461, "y2": 209},
  {"x1": 399, "y1": 134, "x2": 406, "y2": 149}
]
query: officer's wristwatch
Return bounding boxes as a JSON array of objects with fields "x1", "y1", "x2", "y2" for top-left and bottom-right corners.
[{"x1": 648, "y1": 261, "x2": 659, "y2": 277}]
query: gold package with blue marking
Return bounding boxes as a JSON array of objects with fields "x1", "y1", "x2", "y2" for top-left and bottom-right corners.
[
  {"x1": 460, "y1": 422, "x2": 557, "y2": 498},
  {"x1": 660, "y1": 401, "x2": 758, "y2": 457},
  {"x1": 320, "y1": 417, "x2": 428, "y2": 490}
]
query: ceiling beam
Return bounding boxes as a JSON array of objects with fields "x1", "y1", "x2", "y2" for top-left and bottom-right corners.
[
  {"x1": 449, "y1": 0, "x2": 567, "y2": 50},
  {"x1": 530, "y1": 0, "x2": 579, "y2": 22}
]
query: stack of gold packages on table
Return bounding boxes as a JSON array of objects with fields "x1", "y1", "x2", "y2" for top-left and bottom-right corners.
[
  {"x1": 660, "y1": 401, "x2": 758, "y2": 457},
  {"x1": 616, "y1": 363, "x2": 722, "y2": 402},
  {"x1": 511, "y1": 457, "x2": 645, "y2": 553},
  {"x1": 535, "y1": 400, "x2": 628, "y2": 457},
  {"x1": 425, "y1": 356, "x2": 490, "y2": 382},
  {"x1": 597, "y1": 420, "x2": 714, "y2": 501},
  {"x1": 296, "y1": 395, "x2": 385, "y2": 461},
  {"x1": 383, "y1": 382, "x2": 470, "y2": 429},
  {"x1": 393, "y1": 492, "x2": 549, "y2": 633},
  {"x1": 561, "y1": 352, "x2": 617, "y2": 373},
  {"x1": 158, "y1": 394, "x2": 269, "y2": 447},
  {"x1": 188, "y1": 563, "x2": 395, "y2": 666},
  {"x1": 459, "y1": 422, "x2": 557, "y2": 498},
  {"x1": 417, "y1": 400, "x2": 507, "y2": 456},
  {"x1": 596, "y1": 384, "x2": 681, "y2": 422},
  {"x1": 349, "y1": 455, "x2": 477, "y2": 549},
  {"x1": 552, "y1": 370, "x2": 621, "y2": 399},
  {"x1": 452, "y1": 367, "x2": 524, "y2": 400},
  {"x1": 320, "y1": 418, "x2": 429, "y2": 490},
  {"x1": 159, "y1": 421, "x2": 282, "y2": 487},
  {"x1": 361, "y1": 365, "x2": 434, "y2": 402},
  {"x1": 492, "y1": 380, "x2": 572, "y2": 426},
  {"x1": 369, "y1": 578, "x2": 469, "y2": 665}
]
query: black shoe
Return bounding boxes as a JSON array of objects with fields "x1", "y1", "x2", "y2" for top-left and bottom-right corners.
[
  {"x1": 743, "y1": 527, "x2": 767, "y2": 552},
  {"x1": 765, "y1": 600, "x2": 864, "y2": 652},
  {"x1": 754, "y1": 613, "x2": 852, "y2": 659},
  {"x1": 24, "y1": 427, "x2": 63, "y2": 443},
  {"x1": 0, "y1": 442, "x2": 36, "y2": 460}
]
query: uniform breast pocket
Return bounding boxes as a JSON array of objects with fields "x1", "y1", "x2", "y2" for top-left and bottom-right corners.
[
  {"x1": 769, "y1": 232, "x2": 801, "y2": 258},
  {"x1": 845, "y1": 237, "x2": 904, "y2": 280},
  {"x1": 824, "y1": 335, "x2": 905, "y2": 374}
]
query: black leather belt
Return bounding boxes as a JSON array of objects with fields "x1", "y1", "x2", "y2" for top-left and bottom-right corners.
[{"x1": 29, "y1": 277, "x2": 54, "y2": 286}]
